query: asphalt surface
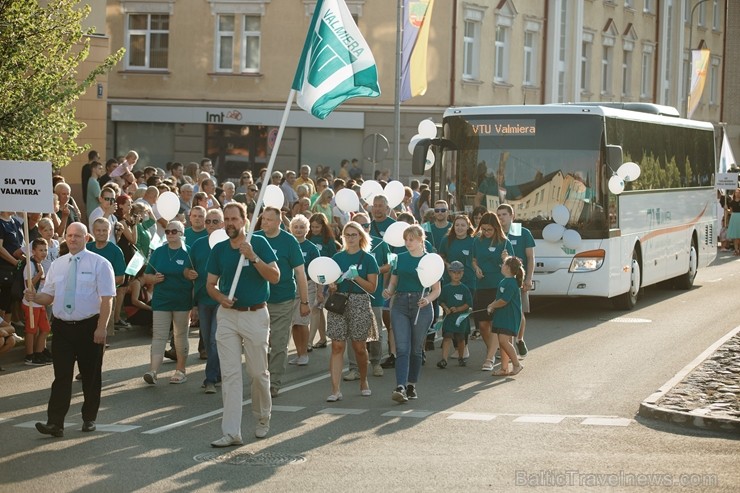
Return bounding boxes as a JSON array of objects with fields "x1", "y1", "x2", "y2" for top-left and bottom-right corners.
[{"x1": 1, "y1": 251, "x2": 739, "y2": 492}]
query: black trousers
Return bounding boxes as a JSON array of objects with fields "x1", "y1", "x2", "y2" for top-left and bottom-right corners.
[{"x1": 47, "y1": 316, "x2": 103, "y2": 428}]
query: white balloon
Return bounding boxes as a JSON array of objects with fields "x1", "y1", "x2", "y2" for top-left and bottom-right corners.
[
  {"x1": 552, "y1": 205, "x2": 570, "y2": 226},
  {"x1": 542, "y1": 223, "x2": 565, "y2": 243},
  {"x1": 562, "y1": 229, "x2": 582, "y2": 250},
  {"x1": 408, "y1": 134, "x2": 424, "y2": 155},
  {"x1": 608, "y1": 175, "x2": 625, "y2": 195},
  {"x1": 384, "y1": 180, "x2": 406, "y2": 209},
  {"x1": 307, "y1": 257, "x2": 343, "y2": 285},
  {"x1": 360, "y1": 180, "x2": 383, "y2": 203},
  {"x1": 208, "y1": 228, "x2": 229, "y2": 249},
  {"x1": 417, "y1": 253, "x2": 445, "y2": 288},
  {"x1": 263, "y1": 184, "x2": 284, "y2": 208},
  {"x1": 383, "y1": 221, "x2": 410, "y2": 248},
  {"x1": 156, "y1": 191, "x2": 180, "y2": 221},
  {"x1": 617, "y1": 161, "x2": 641, "y2": 182},
  {"x1": 424, "y1": 150, "x2": 435, "y2": 170},
  {"x1": 418, "y1": 119, "x2": 437, "y2": 139},
  {"x1": 335, "y1": 188, "x2": 359, "y2": 213}
]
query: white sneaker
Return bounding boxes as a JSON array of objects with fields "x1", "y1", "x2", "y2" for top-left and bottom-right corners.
[
  {"x1": 210, "y1": 435, "x2": 243, "y2": 448},
  {"x1": 372, "y1": 364, "x2": 384, "y2": 377},
  {"x1": 288, "y1": 357, "x2": 298, "y2": 365},
  {"x1": 296, "y1": 355, "x2": 309, "y2": 366},
  {"x1": 343, "y1": 369, "x2": 359, "y2": 381},
  {"x1": 143, "y1": 371, "x2": 157, "y2": 385},
  {"x1": 255, "y1": 418, "x2": 270, "y2": 439}
]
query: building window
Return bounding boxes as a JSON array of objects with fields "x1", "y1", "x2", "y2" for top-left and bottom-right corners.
[
  {"x1": 625, "y1": 0, "x2": 634, "y2": 8},
  {"x1": 523, "y1": 31, "x2": 537, "y2": 85},
  {"x1": 581, "y1": 39, "x2": 592, "y2": 92},
  {"x1": 697, "y1": 2, "x2": 706, "y2": 27},
  {"x1": 622, "y1": 50, "x2": 632, "y2": 97},
  {"x1": 683, "y1": 0, "x2": 690, "y2": 23},
  {"x1": 463, "y1": 18, "x2": 481, "y2": 80},
  {"x1": 216, "y1": 14, "x2": 235, "y2": 72},
  {"x1": 644, "y1": 0, "x2": 654, "y2": 14},
  {"x1": 601, "y1": 46, "x2": 612, "y2": 94},
  {"x1": 126, "y1": 13, "x2": 169, "y2": 70},
  {"x1": 682, "y1": 52, "x2": 689, "y2": 107},
  {"x1": 242, "y1": 15, "x2": 261, "y2": 72},
  {"x1": 640, "y1": 45, "x2": 654, "y2": 99},
  {"x1": 494, "y1": 25, "x2": 509, "y2": 82},
  {"x1": 712, "y1": 0, "x2": 720, "y2": 30},
  {"x1": 709, "y1": 56, "x2": 720, "y2": 105}
]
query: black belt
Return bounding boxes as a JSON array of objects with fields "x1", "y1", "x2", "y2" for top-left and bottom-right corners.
[
  {"x1": 57, "y1": 315, "x2": 99, "y2": 325},
  {"x1": 232, "y1": 302, "x2": 266, "y2": 312}
]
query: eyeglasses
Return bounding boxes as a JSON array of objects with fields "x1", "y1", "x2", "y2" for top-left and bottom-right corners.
[
  {"x1": 102, "y1": 197, "x2": 116, "y2": 203},
  {"x1": 164, "y1": 229, "x2": 182, "y2": 235},
  {"x1": 434, "y1": 208, "x2": 448, "y2": 213},
  {"x1": 204, "y1": 219, "x2": 221, "y2": 225},
  {"x1": 343, "y1": 233, "x2": 359, "y2": 238},
  {"x1": 480, "y1": 227, "x2": 494, "y2": 234},
  {"x1": 248, "y1": 188, "x2": 258, "y2": 192},
  {"x1": 358, "y1": 223, "x2": 371, "y2": 229}
]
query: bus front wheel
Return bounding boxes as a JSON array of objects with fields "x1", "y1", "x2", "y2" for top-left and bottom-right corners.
[
  {"x1": 674, "y1": 241, "x2": 698, "y2": 290},
  {"x1": 612, "y1": 251, "x2": 641, "y2": 310}
]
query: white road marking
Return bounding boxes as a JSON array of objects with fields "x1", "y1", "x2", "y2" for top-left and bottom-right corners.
[
  {"x1": 15, "y1": 421, "x2": 140, "y2": 432},
  {"x1": 447, "y1": 412, "x2": 496, "y2": 421},
  {"x1": 317, "y1": 408, "x2": 368, "y2": 415},
  {"x1": 382, "y1": 410, "x2": 434, "y2": 419},
  {"x1": 513, "y1": 415, "x2": 565, "y2": 424},
  {"x1": 581, "y1": 417, "x2": 632, "y2": 427},
  {"x1": 272, "y1": 405, "x2": 305, "y2": 412}
]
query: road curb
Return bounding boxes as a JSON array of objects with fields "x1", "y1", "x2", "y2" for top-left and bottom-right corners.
[{"x1": 638, "y1": 324, "x2": 740, "y2": 434}]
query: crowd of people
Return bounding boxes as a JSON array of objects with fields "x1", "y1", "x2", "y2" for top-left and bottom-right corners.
[{"x1": 0, "y1": 150, "x2": 536, "y2": 445}]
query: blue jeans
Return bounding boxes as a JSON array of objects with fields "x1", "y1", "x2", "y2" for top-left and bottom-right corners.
[
  {"x1": 391, "y1": 292, "x2": 433, "y2": 386},
  {"x1": 199, "y1": 303, "x2": 221, "y2": 385}
]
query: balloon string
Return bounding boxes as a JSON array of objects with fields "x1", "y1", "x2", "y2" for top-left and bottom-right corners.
[{"x1": 413, "y1": 286, "x2": 427, "y2": 325}]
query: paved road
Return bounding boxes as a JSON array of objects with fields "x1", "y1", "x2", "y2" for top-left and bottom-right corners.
[{"x1": 1, "y1": 252, "x2": 739, "y2": 492}]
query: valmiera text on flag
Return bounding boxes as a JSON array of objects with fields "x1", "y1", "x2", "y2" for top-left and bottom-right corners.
[{"x1": 292, "y1": 0, "x2": 380, "y2": 120}]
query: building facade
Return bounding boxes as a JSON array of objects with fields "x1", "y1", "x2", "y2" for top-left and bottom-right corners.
[{"x1": 97, "y1": 0, "x2": 728, "y2": 184}]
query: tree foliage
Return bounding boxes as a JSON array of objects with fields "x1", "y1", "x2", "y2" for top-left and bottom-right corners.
[{"x1": 0, "y1": 0, "x2": 124, "y2": 169}]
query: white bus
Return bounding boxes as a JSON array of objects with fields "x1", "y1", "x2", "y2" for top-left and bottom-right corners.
[{"x1": 415, "y1": 103, "x2": 717, "y2": 308}]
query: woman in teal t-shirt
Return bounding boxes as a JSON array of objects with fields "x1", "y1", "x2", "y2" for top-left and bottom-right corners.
[
  {"x1": 471, "y1": 212, "x2": 513, "y2": 372},
  {"x1": 382, "y1": 224, "x2": 441, "y2": 404},
  {"x1": 438, "y1": 214, "x2": 477, "y2": 291},
  {"x1": 325, "y1": 221, "x2": 379, "y2": 402},
  {"x1": 307, "y1": 213, "x2": 339, "y2": 349},
  {"x1": 143, "y1": 220, "x2": 196, "y2": 385}
]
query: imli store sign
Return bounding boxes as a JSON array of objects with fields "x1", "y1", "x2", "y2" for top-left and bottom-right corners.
[{"x1": 0, "y1": 161, "x2": 54, "y2": 213}]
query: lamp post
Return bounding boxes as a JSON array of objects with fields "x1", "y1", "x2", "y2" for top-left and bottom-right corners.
[{"x1": 686, "y1": 0, "x2": 710, "y2": 117}]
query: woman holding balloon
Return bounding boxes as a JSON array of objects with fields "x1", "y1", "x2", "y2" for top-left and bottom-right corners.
[
  {"x1": 307, "y1": 213, "x2": 339, "y2": 349},
  {"x1": 382, "y1": 224, "x2": 442, "y2": 403},
  {"x1": 323, "y1": 221, "x2": 379, "y2": 401}
]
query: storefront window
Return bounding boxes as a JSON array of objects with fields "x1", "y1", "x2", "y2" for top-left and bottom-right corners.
[{"x1": 206, "y1": 124, "x2": 267, "y2": 181}]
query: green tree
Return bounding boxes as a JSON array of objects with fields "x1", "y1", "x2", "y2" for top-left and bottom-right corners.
[{"x1": 0, "y1": 0, "x2": 124, "y2": 169}]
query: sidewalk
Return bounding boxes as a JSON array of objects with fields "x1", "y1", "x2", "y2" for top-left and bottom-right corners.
[{"x1": 639, "y1": 325, "x2": 740, "y2": 434}]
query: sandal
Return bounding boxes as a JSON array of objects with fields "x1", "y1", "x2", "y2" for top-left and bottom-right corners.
[
  {"x1": 170, "y1": 370, "x2": 187, "y2": 384},
  {"x1": 491, "y1": 369, "x2": 510, "y2": 377},
  {"x1": 510, "y1": 365, "x2": 524, "y2": 376},
  {"x1": 436, "y1": 359, "x2": 447, "y2": 369},
  {"x1": 313, "y1": 341, "x2": 328, "y2": 348},
  {"x1": 481, "y1": 359, "x2": 494, "y2": 371}
]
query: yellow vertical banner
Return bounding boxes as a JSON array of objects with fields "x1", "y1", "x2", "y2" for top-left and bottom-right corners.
[{"x1": 687, "y1": 49, "x2": 710, "y2": 119}]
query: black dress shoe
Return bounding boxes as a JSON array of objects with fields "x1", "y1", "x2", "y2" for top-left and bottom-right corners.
[
  {"x1": 35, "y1": 422, "x2": 64, "y2": 437},
  {"x1": 82, "y1": 421, "x2": 96, "y2": 432}
]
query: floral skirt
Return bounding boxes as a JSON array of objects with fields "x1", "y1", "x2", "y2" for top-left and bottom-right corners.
[{"x1": 326, "y1": 293, "x2": 378, "y2": 342}]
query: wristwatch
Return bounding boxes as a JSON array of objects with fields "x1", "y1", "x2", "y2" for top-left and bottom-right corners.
[{"x1": 251, "y1": 256, "x2": 260, "y2": 264}]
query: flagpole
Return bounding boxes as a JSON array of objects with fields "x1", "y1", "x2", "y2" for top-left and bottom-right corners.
[
  {"x1": 227, "y1": 90, "x2": 296, "y2": 300},
  {"x1": 393, "y1": 0, "x2": 404, "y2": 180}
]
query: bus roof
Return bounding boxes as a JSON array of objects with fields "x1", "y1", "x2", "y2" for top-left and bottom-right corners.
[{"x1": 443, "y1": 104, "x2": 715, "y2": 131}]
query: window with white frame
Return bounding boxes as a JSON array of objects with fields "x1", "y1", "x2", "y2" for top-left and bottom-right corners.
[
  {"x1": 625, "y1": 0, "x2": 634, "y2": 8},
  {"x1": 682, "y1": 52, "x2": 689, "y2": 106},
  {"x1": 641, "y1": 44, "x2": 654, "y2": 98},
  {"x1": 126, "y1": 13, "x2": 170, "y2": 70},
  {"x1": 463, "y1": 7, "x2": 484, "y2": 81},
  {"x1": 523, "y1": 31, "x2": 537, "y2": 85},
  {"x1": 622, "y1": 49, "x2": 632, "y2": 97},
  {"x1": 683, "y1": 0, "x2": 690, "y2": 23},
  {"x1": 494, "y1": 25, "x2": 509, "y2": 82},
  {"x1": 602, "y1": 46, "x2": 612, "y2": 94},
  {"x1": 242, "y1": 15, "x2": 261, "y2": 72},
  {"x1": 697, "y1": 2, "x2": 706, "y2": 26},
  {"x1": 216, "y1": 14, "x2": 235, "y2": 71},
  {"x1": 644, "y1": 0, "x2": 654, "y2": 14},
  {"x1": 712, "y1": 0, "x2": 720, "y2": 30},
  {"x1": 581, "y1": 35, "x2": 593, "y2": 92},
  {"x1": 709, "y1": 56, "x2": 720, "y2": 104}
]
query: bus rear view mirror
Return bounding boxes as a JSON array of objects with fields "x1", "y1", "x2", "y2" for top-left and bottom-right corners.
[
  {"x1": 606, "y1": 144, "x2": 623, "y2": 169},
  {"x1": 411, "y1": 138, "x2": 433, "y2": 174}
]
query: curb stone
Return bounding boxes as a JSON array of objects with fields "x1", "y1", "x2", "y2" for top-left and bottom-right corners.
[{"x1": 638, "y1": 324, "x2": 740, "y2": 434}]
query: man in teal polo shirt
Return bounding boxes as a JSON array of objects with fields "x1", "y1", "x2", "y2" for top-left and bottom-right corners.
[
  {"x1": 207, "y1": 202, "x2": 279, "y2": 447},
  {"x1": 255, "y1": 207, "x2": 309, "y2": 398},
  {"x1": 184, "y1": 206, "x2": 208, "y2": 246},
  {"x1": 497, "y1": 203, "x2": 535, "y2": 357},
  {"x1": 86, "y1": 218, "x2": 125, "y2": 341},
  {"x1": 191, "y1": 208, "x2": 224, "y2": 394}
]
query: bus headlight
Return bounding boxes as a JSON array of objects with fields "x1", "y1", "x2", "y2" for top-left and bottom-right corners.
[{"x1": 569, "y1": 249, "x2": 605, "y2": 272}]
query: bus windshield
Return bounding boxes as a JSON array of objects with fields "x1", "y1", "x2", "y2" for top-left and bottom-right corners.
[{"x1": 443, "y1": 113, "x2": 608, "y2": 239}]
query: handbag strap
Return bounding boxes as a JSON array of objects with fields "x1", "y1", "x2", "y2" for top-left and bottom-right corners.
[{"x1": 340, "y1": 250, "x2": 366, "y2": 294}]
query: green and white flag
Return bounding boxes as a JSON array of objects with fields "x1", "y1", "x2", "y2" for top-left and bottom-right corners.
[{"x1": 292, "y1": 0, "x2": 380, "y2": 120}]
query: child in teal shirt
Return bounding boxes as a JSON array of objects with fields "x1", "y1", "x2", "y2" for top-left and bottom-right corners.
[
  {"x1": 436, "y1": 261, "x2": 472, "y2": 368},
  {"x1": 487, "y1": 255, "x2": 524, "y2": 377}
]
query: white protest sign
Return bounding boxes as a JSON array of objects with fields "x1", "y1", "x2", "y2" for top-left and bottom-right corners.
[
  {"x1": 0, "y1": 161, "x2": 54, "y2": 213},
  {"x1": 715, "y1": 172, "x2": 739, "y2": 190}
]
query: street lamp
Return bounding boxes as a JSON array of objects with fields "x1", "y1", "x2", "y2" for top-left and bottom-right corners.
[{"x1": 686, "y1": 0, "x2": 710, "y2": 118}]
